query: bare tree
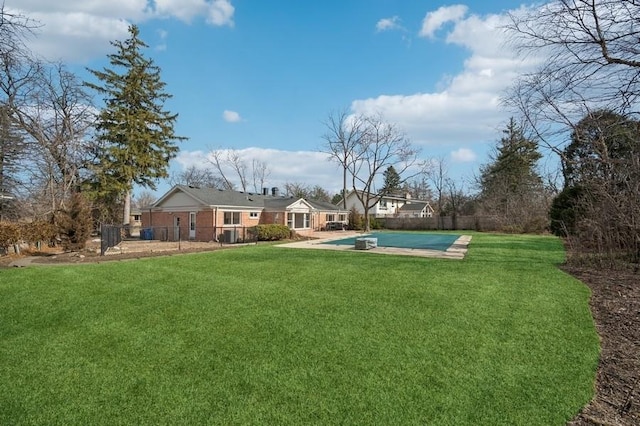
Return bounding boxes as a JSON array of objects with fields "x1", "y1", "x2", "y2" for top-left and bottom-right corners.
[
  {"x1": 426, "y1": 156, "x2": 447, "y2": 229},
  {"x1": 133, "y1": 190, "x2": 156, "y2": 209},
  {"x1": 321, "y1": 109, "x2": 366, "y2": 208},
  {"x1": 207, "y1": 149, "x2": 235, "y2": 190},
  {"x1": 207, "y1": 148, "x2": 272, "y2": 192},
  {"x1": 347, "y1": 114, "x2": 422, "y2": 231},
  {"x1": 283, "y1": 181, "x2": 310, "y2": 199},
  {"x1": 403, "y1": 176, "x2": 433, "y2": 201},
  {"x1": 505, "y1": 0, "x2": 640, "y2": 259},
  {"x1": 504, "y1": 0, "x2": 640, "y2": 153},
  {"x1": 309, "y1": 185, "x2": 331, "y2": 202},
  {"x1": 251, "y1": 159, "x2": 270, "y2": 193},
  {"x1": 227, "y1": 150, "x2": 248, "y2": 192},
  {"x1": 169, "y1": 165, "x2": 225, "y2": 188},
  {"x1": 0, "y1": 4, "x2": 38, "y2": 58},
  {"x1": 0, "y1": 5, "x2": 39, "y2": 218},
  {"x1": 12, "y1": 63, "x2": 96, "y2": 218}
]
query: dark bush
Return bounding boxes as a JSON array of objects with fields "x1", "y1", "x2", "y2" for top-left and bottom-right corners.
[
  {"x1": 55, "y1": 192, "x2": 94, "y2": 251},
  {"x1": 21, "y1": 220, "x2": 57, "y2": 249},
  {"x1": 549, "y1": 186, "x2": 585, "y2": 237},
  {"x1": 250, "y1": 224, "x2": 292, "y2": 241},
  {"x1": 348, "y1": 207, "x2": 363, "y2": 230},
  {"x1": 0, "y1": 221, "x2": 21, "y2": 253}
]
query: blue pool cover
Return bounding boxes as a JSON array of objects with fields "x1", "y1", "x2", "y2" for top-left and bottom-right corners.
[{"x1": 322, "y1": 232, "x2": 460, "y2": 251}]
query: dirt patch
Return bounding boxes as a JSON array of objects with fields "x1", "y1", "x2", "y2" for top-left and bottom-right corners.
[
  {"x1": 566, "y1": 266, "x2": 639, "y2": 425},
  {"x1": 0, "y1": 239, "x2": 239, "y2": 267}
]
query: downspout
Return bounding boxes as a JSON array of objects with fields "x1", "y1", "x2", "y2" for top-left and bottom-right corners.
[{"x1": 213, "y1": 207, "x2": 219, "y2": 242}]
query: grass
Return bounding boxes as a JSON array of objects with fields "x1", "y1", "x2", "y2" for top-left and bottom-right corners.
[{"x1": 0, "y1": 232, "x2": 599, "y2": 425}]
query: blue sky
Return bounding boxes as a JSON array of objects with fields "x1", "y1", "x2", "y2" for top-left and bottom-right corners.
[{"x1": 13, "y1": 0, "x2": 543, "y2": 198}]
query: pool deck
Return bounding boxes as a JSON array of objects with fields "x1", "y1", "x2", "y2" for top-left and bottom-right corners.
[{"x1": 277, "y1": 231, "x2": 472, "y2": 259}]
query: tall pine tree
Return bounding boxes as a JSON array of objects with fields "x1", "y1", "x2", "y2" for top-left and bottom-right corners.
[
  {"x1": 381, "y1": 165, "x2": 401, "y2": 195},
  {"x1": 478, "y1": 118, "x2": 544, "y2": 229},
  {"x1": 86, "y1": 25, "x2": 185, "y2": 226}
]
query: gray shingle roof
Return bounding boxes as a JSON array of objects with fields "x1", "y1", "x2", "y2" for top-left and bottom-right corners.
[
  {"x1": 158, "y1": 185, "x2": 346, "y2": 212},
  {"x1": 399, "y1": 202, "x2": 430, "y2": 211}
]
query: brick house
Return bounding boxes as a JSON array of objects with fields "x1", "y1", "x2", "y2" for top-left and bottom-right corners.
[{"x1": 140, "y1": 185, "x2": 348, "y2": 242}]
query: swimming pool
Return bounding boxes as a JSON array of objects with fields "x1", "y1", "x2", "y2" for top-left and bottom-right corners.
[{"x1": 322, "y1": 232, "x2": 461, "y2": 251}]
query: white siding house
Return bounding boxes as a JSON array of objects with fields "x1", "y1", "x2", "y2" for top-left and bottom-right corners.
[{"x1": 342, "y1": 190, "x2": 434, "y2": 218}]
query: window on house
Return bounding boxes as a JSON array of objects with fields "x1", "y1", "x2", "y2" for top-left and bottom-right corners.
[
  {"x1": 287, "y1": 213, "x2": 294, "y2": 228},
  {"x1": 249, "y1": 212, "x2": 259, "y2": 219},
  {"x1": 380, "y1": 200, "x2": 387, "y2": 209},
  {"x1": 133, "y1": 214, "x2": 141, "y2": 221},
  {"x1": 224, "y1": 211, "x2": 241, "y2": 225},
  {"x1": 304, "y1": 213, "x2": 310, "y2": 228},
  {"x1": 338, "y1": 214, "x2": 347, "y2": 222},
  {"x1": 326, "y1": 214, "x2": 335, "y2": 222}
]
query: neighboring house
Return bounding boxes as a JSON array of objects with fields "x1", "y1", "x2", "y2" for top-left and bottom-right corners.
[
  {"x1": 342, "y1": 189, "x2": 434, "y2": 218},
  {"x1": 128, "y1": 208, "x2": 143, "y2": 236},
  {"x1": 140, "y1": 185, "x2": 348, "y2": 241},
  {"x1": 397, "y1": 201, "x2": 434, "y2": 218}
]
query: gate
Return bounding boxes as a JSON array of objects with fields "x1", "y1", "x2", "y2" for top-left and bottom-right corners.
[{"x1": 100, "y1": 224, "x2": 122, "y2": 255}]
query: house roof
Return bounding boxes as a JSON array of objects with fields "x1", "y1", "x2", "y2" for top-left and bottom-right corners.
[
  {"x1": 344, "y1": 189, "x2": 412, "y2": 202},
  {"x1": 153, "y1": 185, "x2": 267, "y2": 208},
  {"x1": 154, "y1": 185, "x2": 347, "y2": 212},
  {"x1": 399, "y1": 202, "x2": 431, "y2": 212}
]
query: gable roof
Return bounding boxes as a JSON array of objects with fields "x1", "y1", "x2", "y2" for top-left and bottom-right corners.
[
  {"x1": 399, "y1": 202, "x2": 431, "y2": 212},
  {"x1": 343, "y1": 189, "x2": 412, "y2": 203},
  {"x1": 153, "y1": 185, "x2": 346, "y2": 212}
]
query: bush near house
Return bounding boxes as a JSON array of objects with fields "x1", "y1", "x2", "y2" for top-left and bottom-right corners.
[
  {"x1": 0, "y1": 220, "x2": 58, "y2": 254},
  {"x1": 21, "y1": 221, "x2": 57, "y2": 249},
  {"x1": 250, "y1": 224, "x2": 293, "y2": 241},
  {"x1": 0, "y1": 221, "x2": 21, "y2": 253}
]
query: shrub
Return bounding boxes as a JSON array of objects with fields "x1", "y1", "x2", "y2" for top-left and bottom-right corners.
[
  {"x1": 250, "y1": 224, "x2": 292, "y2": 241},
  {"x1": 348, "y1": 207, "x2": 364, "y2": 230},
  {"x1": 0, "y1": 221, "x2": 21, "y2": 253},
  {"x1": 21, "y1": 220, "x2": 57, "y2": 249},
  {"x1": 55, "y1": 192, "x2": 94, "y2": 251},
  {"x1": 369, "y1": 216, "x2": 383, "y2": 230},
  {"x1": 549, "y1": 186, "x2": 585, "y2": 237},
  {"x1": 500, "y1": 224, "x2": 524, "y2": 234}
]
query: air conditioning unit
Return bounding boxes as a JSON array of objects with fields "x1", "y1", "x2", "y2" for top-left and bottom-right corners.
[{"x1": 223, "y1": 229, "x2": 238, "y2": 243}]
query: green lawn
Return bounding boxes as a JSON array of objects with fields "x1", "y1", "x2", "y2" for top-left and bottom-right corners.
[{"x1": 0, "y1": 233, "x2": 599, "y2": 425}]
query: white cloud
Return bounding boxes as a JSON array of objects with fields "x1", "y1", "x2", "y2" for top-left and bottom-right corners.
[
  {"x1": 376, "y1": 16, "x2": 402, "y2": 32},
  {"x1": 223, "y1": 110, "x2": 242, "y2": 123},
  {"x1": 12, "y1": 0, "x2": 235, "y2": 62},
  {"x1": 153, "y1": 0, "x2": 234, "y2": 26},
  {"x1": 451, "y1": 148, "x2": 477, "y2": 162},
  {"x1": 419, "y1": 5, "x2": 468, "y2": 38},
  {"x1": 174, "y1": 148, "x2": 342, "y2": 193},
  {"x1": 351, "y1": 8, "x2": 535, "y2": 148},
  {"x1": 206, "y1": 0, "x2": 235, "y2": 26}
]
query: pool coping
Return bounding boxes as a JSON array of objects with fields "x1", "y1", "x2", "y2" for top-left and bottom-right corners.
[{"x1": 276, "y1": 232, "x2": 472, "y2": 259}]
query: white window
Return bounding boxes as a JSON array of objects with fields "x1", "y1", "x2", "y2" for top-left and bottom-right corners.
[
  {"x1": 326, "y1": 213, "x2": 335, "y2": 222},
  {"x1": 287, "y1": 213, "x2": 310, "y2": 229},
  {"x1": 224, "y1": 211, "x2": 241, "y2": 225},
  {"x1": 249, "y1": 212, "x2": 259, "y2": 219}
]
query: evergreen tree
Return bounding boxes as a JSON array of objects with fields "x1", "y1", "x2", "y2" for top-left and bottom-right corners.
[
  {"x1": 85, "y1": 25, "x2": 186, "y2": 226},
  {"x1": 478, "y1": 118, "x2": 544, "y2": 229},
  {"x1": 381, "y1": 165, "x2": 401, "y2": 195}
]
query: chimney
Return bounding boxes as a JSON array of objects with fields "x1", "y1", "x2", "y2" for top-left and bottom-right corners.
[
  {"x1": 262, "y1": 187, "x2": 269, "y2": 196},
  {"x1": 405, "y1": 192, "x2": 412, "y2": 200},
  {"x1": 271, "y1": 187, "x2": 279, "y2": 197}
]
